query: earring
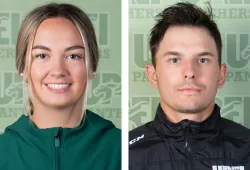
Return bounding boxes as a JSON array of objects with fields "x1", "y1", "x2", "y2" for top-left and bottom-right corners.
[{"x1": 20, "y1": 73, "x2": 23, "y2": 77}]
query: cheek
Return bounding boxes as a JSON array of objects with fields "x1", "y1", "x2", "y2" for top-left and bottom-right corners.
[
  {"x1": 70, "y1": 64, "x2": 87, "y2": 83},
  {"x1": 200, "y1": 68, "x2": 220, "y2": 91},
  {"x1": 206, "y1": 66, "x2": 220, "y2": 80},
  {"x1": 30, "y1": 63, "x2": 45, "y2": 83},
  {"x1": 157, "y1": 64, "x2": 179, "y2": 91},
  {"x1": 158, "y1": 63, "x2": 179, "y2": 81}
]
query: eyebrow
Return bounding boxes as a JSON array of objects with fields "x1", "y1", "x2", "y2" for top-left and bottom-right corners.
[
  {"x1": 163, "y1": 51, "x2": 215, "y2": 57},
  {"x1": 196, "y1": 52, "x2": 215, "y2": 57},
  {"x1": 163, "y1": 51, "x2": 182, "y2": 57},
  {"x1": 65, "y1": 45, "x2": 85, "y2": 52},
  {"x1": 32, "y1": 45, "x2": 85, "y2": 52}
]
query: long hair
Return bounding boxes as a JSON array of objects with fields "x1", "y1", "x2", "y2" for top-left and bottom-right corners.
[{"x1": 16, "y1": 3, "x2": 99, "y2": 116}]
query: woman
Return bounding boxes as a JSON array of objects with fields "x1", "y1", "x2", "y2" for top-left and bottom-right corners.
[{"x1": 0, "y1": 3, "x2": 121, "y2": 170}]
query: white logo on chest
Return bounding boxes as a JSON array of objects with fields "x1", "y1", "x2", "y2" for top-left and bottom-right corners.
[{"x1": 212, "y1": 165, "x2": 244, "y2": 170}]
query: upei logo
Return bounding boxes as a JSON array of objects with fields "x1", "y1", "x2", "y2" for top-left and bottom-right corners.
[
  {"x1": 0, "y1": 12, "x2": 20, "y2": 45},
  {"x1": 225, "y1": 0, "x2": 250, "y2": 4},
  {"x1": 130, "y1": 0, "x2": 161, "y2": 4},
  {"x1": 129, "y1": 96, "x2": 159, "y2": 130},
  {"x1": 0, "y1": 72, "x2": 121, "y2": 106},
  {"x1": 88, "y1": 72, "x2": 121, "y2": 106},
  {"x1": 216, "y1": 96, "x2": 250, "y2": 127},
  {"x1": 88, "y1": 13, "x2": 110, "y2": 59},
  {"x1": 88, "y1": 13, "x2": 109, "y2": 46},
  {"x1": 129, "y1": 95, "x2": 250, "y2": 129},
  {"x1": 226, "y1": 33, "x2": 250, "y2": 69},
  {"x1": 133, "y1": 33, "x2": 151, "y2": 69},
  {"x1": 0, "y1": 72, "x2": 23, "y2": 105}
]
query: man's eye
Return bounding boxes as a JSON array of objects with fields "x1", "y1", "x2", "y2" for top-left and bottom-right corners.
[
  {"x1": 67, "y1": 54, "x2": 82, "y2": 60},
  {"x1": 199, "y1": 58, "x2": 209, "y2": 63},
  {"x1": 170, "y1": 58, "x2": 180, "y2": 63}
]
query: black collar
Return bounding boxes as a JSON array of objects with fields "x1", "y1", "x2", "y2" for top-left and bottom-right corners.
[{"x1": 152, "y1": 104, "x2": 221, "y2": 141}]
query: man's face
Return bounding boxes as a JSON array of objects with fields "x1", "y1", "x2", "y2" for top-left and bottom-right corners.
[{"x1": 146, "y1": 26, "x2": 227, "y2": 114}]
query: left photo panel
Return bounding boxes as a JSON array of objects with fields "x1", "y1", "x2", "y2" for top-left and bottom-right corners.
[{"x1": 0, "y1": 0, "x2": 121, "y2": 169}]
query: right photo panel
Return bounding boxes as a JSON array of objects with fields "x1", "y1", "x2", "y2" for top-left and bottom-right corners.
[{"x1": 129, "y1": 0, "x2": 250, "y2": 169}]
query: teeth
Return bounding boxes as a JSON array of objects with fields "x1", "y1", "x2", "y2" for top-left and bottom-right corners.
[{"x1": 47, "y1": 84, "x2": 69, "y2": 89}]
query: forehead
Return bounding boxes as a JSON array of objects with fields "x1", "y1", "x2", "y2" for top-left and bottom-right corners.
[
  {"x1": 33, "y1": 17, "x2": 83, "y2": 47},
  {"x1": 156, "y1": 26, "x2": 218, "y2": 56}
]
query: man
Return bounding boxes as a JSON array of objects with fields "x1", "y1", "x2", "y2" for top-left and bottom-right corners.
[{"x1": 129, "y1": 2, "x2": 250, "y2": 170}]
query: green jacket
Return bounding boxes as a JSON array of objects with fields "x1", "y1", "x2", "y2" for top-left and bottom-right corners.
[{"x1": 0, "y1": 110, "x2": 121, "y2": 170}]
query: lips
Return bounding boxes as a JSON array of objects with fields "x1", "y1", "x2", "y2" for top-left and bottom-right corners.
[
  {"x1": 179, "y1": 88, "x2": 201, "y2": 91},
  {"x1": 45, "y1": 83, "x2": 71, "y2": 94},
  {"x1": 178, "y1": 86, "x2": 201, "y2": 95},
  {"x1": 47, "y1": 84, "x2": 70, "y2": 90}
]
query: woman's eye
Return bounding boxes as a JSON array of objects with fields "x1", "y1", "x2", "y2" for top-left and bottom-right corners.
[
  {"x1": 68, "y1": 54, "x2": 82, "y2": 60},
  {"x1": 35, "y1": 54, "x2": 48, "y2": 59},
  {"x1": 199, "y1": 58, "x2": 209, "y2": 63}
]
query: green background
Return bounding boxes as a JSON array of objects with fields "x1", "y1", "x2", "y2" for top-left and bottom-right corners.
[
  {"x1": 129, "y1": 0, "x2": 250, "y2": 130},
  {"x1": 0, "y1": 0, "x2": 121, "y2": 133}
]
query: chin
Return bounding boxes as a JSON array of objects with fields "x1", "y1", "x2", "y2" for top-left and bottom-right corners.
[
  {"x1": 175, "y1": 103, "x2": 205, "y2": 114},
  {"x1": 49, "y1": 103, "x2": 72, "y2": 110},
  {"x1": 45, "y1": 100, "x2": 73, "y2": 108}
]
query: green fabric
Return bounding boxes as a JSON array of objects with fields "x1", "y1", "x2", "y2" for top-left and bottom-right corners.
[{"x1": 0, "y1": 110, "x2": 121, "y2": 170}]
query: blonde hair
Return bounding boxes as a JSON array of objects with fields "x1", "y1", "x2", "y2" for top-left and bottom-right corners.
[{"x1": 16, "y1": 3, "x2": 99, "y2": 116}]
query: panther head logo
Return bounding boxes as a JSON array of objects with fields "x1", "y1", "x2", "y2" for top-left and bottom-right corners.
[
  {"x1": 93, "y1": 80, "x2": 121, "y2": 104},
  {"x1": 5, "y1": 81, "x2": 23, "y2": 104}
]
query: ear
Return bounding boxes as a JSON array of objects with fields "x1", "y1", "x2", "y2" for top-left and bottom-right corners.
[
  {"x1": 21, "y1": 68, "x2": 29, "y2": 83},
  {"x1": 88, "y1": 72, "x2": 95, "y2": 79},
  {"x1": 145, "y1": 64, "x2": 158, "y2": 88},
  {"x1": 218, "y1": 64, "x2": 227, "y2": 88}
]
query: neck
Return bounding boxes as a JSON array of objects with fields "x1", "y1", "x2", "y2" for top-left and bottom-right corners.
[
  {"x1": 31, "y1": 99, "x2": 84, "y2": 129},
  {"x1": 160, "y1": 100, "x2": 215, "y2": 123}
]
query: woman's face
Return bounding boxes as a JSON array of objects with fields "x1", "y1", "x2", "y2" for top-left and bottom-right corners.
[{"x1": 30, "y1": 17, "x2": 87, "y2": 110}]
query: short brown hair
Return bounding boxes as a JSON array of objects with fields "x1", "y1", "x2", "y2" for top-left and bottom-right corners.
[{"x1": 150, "y1": 2, "x2": 222, "y2": 67}]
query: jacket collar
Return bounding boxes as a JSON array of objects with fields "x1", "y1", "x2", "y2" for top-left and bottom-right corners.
[{"x1": 152, "y1": 104, "x2": 221, "y2": 140}]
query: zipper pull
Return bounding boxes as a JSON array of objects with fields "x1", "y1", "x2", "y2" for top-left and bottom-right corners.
[
  {"x1": 182, "y1": 120, "x2": 190, "y2": 150},
  {"x1": 182, "y1": 119, "x2": 190, "y2": 130},
  {"x1": 54, "y1": 129, "x2": 61, "y2": 148}
]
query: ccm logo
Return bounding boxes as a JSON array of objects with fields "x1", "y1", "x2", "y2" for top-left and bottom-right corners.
[{"x1": 129, "y1": 134, "x2": 144, "y2": 145}]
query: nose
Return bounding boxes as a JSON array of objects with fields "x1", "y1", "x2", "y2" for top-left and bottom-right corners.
[
  {"x1": 50, "y1": 56, "x2": 67, "y2": 78},
  {"x1": 183, "y1": 60, "x2": 196, "y2": 80}
]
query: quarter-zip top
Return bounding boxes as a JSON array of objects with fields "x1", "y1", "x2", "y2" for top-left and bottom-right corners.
[
  {"x1": 0, "y1": 110, "x2": 121, "y2": 170},
  {"x1": 129, "y1": 104, "x2": 250, "y2": 170}
]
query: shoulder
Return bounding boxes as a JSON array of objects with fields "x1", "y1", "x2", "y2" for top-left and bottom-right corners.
[
  {"x1": 129, "y1": 121, "x2": 160, "y2": 149},
  {"x1": 86, "y1": 109, "x2": 115, "y2": 127},
  {"x1": 220, "y1": 117, "x2": 250, "y2": 141},
  {"x1": 129, "y1": 124, "x2": 148, "y2": 144},
  {"x1": 0, "y1": 124, "x2": 21, "y2": 146},
  {"x1": 0, "y1": 132, "x2": 14, "y2": 147},
  {"x1": 0, "y1": 130, "x2": 19, "y2": 166},
  {"x1": 86, "y1": 111, "x2": 121, "y2": 160},
  {"x1": 86, "y1": 109, "x2": 121, "y2": 145}
]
